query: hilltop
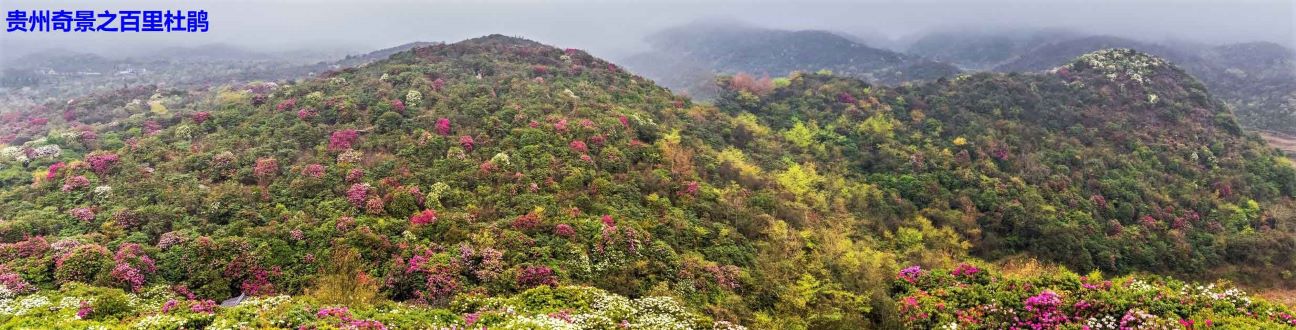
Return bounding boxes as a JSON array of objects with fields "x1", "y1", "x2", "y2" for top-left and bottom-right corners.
[{"x1": 985, "y1": 35, "x2": 1296, "y2": 137}]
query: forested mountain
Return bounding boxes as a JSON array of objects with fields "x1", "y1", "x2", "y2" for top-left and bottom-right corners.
[
  {"x1": 2, "y1": 35, "x2": 1296, "y2": 329},
  {"x1": 620, "y1": 23, "x2": 961, "y2": 100}
]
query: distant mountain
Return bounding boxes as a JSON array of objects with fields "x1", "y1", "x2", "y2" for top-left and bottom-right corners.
[
  {"x1": 333, "y1": 41, "x2": 442, "y2": 68},
  {"x1": 906, "y1": 27, "x2": 1082, "y2": 70},
  {"x1": 993, "y1": 36, "x2": 1196, "y2": 72},
  {"x1": 621, "y1": 22, "x2": 961, "y2": 99},
  {"x1": 990, "y1": 36, "x2": 1296, "y2": 136},
  {"x1": 0, "y1": 42, "x2": 443, "y2": 111}
]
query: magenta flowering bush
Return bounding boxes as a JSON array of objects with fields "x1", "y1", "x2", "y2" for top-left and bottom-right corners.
[
  {"x1": 836, "y1": 92, "x2": 857, "y2": 104},
  {"x1": 190, "y1": 299, "x2": 217, "y2": 314},
  {"x1": 69, "y1": 207, "x2": 96, "y2": 222},
  {"x1": 302, "y1": 163, "x2": 326, "y2": 178},
  {"x1": 110, "y1": 243, "x2": 156, "y2": 292},
  {"x1": 897, "y1": 265, "x2": 924, "y2": 283},
  {"x1": 76, "y1": 301, "x2": 93, "y2": 319},
  {"x1": 554, "y1": 223, "x2": 576, "y2": 238},
  {"x1": 297, "y1": 107, "x2": 318, "y2": 120},
  {"x1": 346, "y1": 183, "x2": 370, "y2": 208},
  {"x1": 435, "y1": 118, "x2": 451, "y2": 135},
  {"x1": 192, "y1": 111, "x2": 210, "y2": 124},
  {"x1": 569, "y1": 139, "x2": 588, "y2": 153},
  {"x1": 328, "y1": 129, "x2": 359, "y2": 151},
  {"x1": 459, "y1": 135, "x2": 475, "y2": 151},
  {"x1": 85, "y1": 152, "x2": 119, "y2": 176},
  {"x1": 143, "y1": 120, "x2": 162, "y2": 135},
  {"x1": 391, "y1": 99, "x2": 406, "y2": 112},
  {"x1": 516, "y1": 265, "x2": 556, "y2": 288},
  {"x1": 345, "y1": 168, "x2": 364, "y2": 183},
  {"x1": 45, "y1": 161, "x2": 64, "y2": 180},
  {"x1": 950, "y1": 263, "x2": 982, "y2": 278},
  {"x1": 253, "y1": 157, "x2": 279, "y2": 179},
  {"x1": 510, "y1": 212, "x2": 540, "y2": 231},
  {"x1": 0, "y1": 267, "x2": 34, "y2": 294},
  {"x1": 62, "y1": 175, "x2": 90, "y2": 192}
]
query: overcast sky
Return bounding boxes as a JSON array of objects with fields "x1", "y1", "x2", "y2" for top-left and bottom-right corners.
[{"x1": 1, "y1": 0, "x2": 1293, "y2": 61}]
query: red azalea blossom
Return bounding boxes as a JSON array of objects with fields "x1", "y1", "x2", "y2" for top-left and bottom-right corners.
[
  {"x1": 275, "y1": 98, "x2": 297, "y2": 112},
  {"x1": 410, "y1": 209, "x2": 437, "y2": 225},
  {"x1": 569, "y1": 140, "x2": 588, "y2": 153}
]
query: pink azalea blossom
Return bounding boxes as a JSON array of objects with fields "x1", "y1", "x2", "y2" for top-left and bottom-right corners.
[
  {"x1": 435, "y1": 118, "x2": 451, "y2": 135},
  {"x1": 302, "y1": 164, "x2": 325, "y2": 178},
  {"x1": 329, "y1": 129, "x2": 359, "y2": 151}
]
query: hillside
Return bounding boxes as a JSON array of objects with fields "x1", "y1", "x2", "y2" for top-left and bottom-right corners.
[
  {"x1": 620, "y1": 23, "x2": 961, "y2": 100},
  {"x1": 2, "y1": 36, "x2": 1296, "y2": 329}
]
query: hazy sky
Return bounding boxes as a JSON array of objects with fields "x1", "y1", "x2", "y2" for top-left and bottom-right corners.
[{"x1": 1, "y1": 0, "x2": 1292, "y2": 61}]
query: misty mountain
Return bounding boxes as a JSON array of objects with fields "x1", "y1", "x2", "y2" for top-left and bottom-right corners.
[
  {"x1": 905, "y1": 27, "x2": 1083, "y2": 70},
  {"x1": 620, "y1": 22, "x2": 961, "y2": 99},
  {"x1": 984, "y1": 35, "x2": 1296, "y2": 136}
]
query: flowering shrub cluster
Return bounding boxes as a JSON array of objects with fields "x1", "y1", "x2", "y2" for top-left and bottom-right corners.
[
  {"x1": 84, "y1": 152, "x2": 119, "y2": 176},
  {"x1": 435, "y1": 118, "x2": 451, "y2": 135},
  {"x1": 409, "y1": 209, "x2": 437, "y2": 225},
  {"x1": 328, "y1": 129, "x2": 359, "y2": 151},
  {"x1": 0, "y1": 284, "x2": 721, "y2": 329},
  {"x1": 892, "y1": 264, "x2": 1296, "y2": 329},
  {"x1": 302, "y1": 163, "x2": 325, "y2": 178}
]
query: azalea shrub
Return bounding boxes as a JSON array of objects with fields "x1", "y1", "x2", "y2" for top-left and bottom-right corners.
[
  {"x1": 0, "y1": 284, "x2": 714, "y2": 330},
  {"x1": 893, "y1": 264, "x2": 1296, "y2": 329}
]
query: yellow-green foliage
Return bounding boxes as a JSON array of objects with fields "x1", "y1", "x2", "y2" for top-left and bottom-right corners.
[
  {"x1": 858, "y1": 113, "x2": 896, "y2": 139},
  {"x1": 782, "y1": 122, "x2": 815, "y2": 149},
  {"x1": 309, "y1": 248, "x2": 382, "y2": 307},
  {"x1": 717, "y1": 147, "x2": 762, "y2": 176},
  {"x1": 777, "y1": 162, "x2": 822, "y2": 202}
]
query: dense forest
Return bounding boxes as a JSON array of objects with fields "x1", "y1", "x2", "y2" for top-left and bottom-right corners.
[{"x1": 2, "y1": 35, "x2": 1296, "y2": 329}]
